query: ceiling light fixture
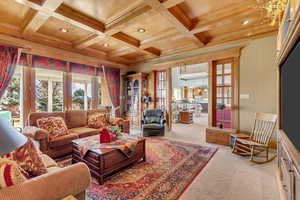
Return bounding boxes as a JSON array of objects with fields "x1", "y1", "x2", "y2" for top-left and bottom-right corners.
[
  {"x1": 59, "y1": 28, "x2": 69, "y2": 33},
  {"x1": 241, "y1": 20, "x2": 250, "y2": 25},
  {"x1": 103, "y1": 43, "x2": 110, "y2": 47},
  {"x1": 137, "y1": 28, "x2": 146, "y2": 33}
]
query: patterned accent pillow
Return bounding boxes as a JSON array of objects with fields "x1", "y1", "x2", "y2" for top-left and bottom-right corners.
[
  {"x1": 0, "y1": 159, "x2": 29, "y2": 189},
  {"x1": 2, "y1": 139, "x2": 47, "y2": 177},
  {"x1": 87, "y1": 113, "x2": 108, "y2": 129},
  {"x1": 37, "y1": 117, "x2": 69, "y2": 140}
]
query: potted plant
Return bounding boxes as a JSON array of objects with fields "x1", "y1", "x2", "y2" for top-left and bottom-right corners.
[{"x1": 217, "y1": 103, "x2": 226, "y2": 129}]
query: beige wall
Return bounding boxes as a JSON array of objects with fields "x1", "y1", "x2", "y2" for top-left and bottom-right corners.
[
  {"x1": 239, "y1": 36, "x2": 278, "y2": 133},
  {"x1": 128, "y1": 36, "x2": 278, "y2": 135}
]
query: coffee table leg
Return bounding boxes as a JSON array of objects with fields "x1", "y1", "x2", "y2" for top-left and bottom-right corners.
[{"x1": 98, "y1": 175, "x2": 104, "y2": 185}]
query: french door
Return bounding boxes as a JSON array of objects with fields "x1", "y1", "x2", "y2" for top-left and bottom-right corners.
[{"x1": 212, "y1": 58, "x2": 236, "y2": 129}]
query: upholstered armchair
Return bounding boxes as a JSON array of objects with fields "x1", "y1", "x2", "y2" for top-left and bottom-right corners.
[{"x1": 141, "y1": 109, "x2": 166, "y2": 136}]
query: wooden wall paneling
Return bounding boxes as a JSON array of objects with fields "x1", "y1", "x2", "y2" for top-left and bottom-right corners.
[{"x1": 63, "y1": 62, "x2": 72, "y2": 111}]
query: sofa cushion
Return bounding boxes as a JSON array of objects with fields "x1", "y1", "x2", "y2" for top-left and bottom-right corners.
[
  {"x1": 143, "y1": 123, "x2": 164, "y2": 130},
  {"x1": 37, "y1": 117, "x2": 69, "y2": 140},
  {"x1": 28, "y1": 112, "x2": 66, "y2": 127},
  {"x1": 69, "y1": 127, "x2": 100, "y2": 138},
  {"x1": 40, "y1": 154, "x2": 57, "y2": 168},
  {"x1": 2, "y1": 139, "x2": 48, "y2": 177},
  {"x1": 49, "y1": 133, "x2": 79, "y2": 148},
  {"x1": 66, "y1": 110, "x2": 87, "y2": 129},
  {"x1": 0, "y1": 159, "x2": 28, "y2": 188}
]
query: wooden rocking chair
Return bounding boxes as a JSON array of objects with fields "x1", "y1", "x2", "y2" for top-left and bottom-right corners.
[{"x1": 232, "y1": 112, "x2": 278, "y2": 164}]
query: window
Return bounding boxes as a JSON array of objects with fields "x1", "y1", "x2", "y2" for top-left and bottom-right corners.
[
  {"x1": 156, "y1": 71, "x2": 167, "y2": 110},
  {"x1": 72, "y1": 74, "x2": 92, "y2": 110},
  {"x1": 0, "y1": 67, "x2": 23, "y2": 127},
  {"x1": 214, "y1": 60, "x2": 233, "y2": 128},
  {"x1": 35, "y1": 69, "x2": 64, "y2": 112}
]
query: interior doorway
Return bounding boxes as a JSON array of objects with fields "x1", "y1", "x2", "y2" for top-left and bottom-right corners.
[{"x1": 171, "y1": 62, "x2": 209, "y2": 128}]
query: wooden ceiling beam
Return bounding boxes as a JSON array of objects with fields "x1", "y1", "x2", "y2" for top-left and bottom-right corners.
[
  {"x1": 74, "y1": 34, "x2": 106, "y2": 49},
  {"x1": 0, "y1": 33, "x2": 127, "y2": 68},
  {"x1": 143, "y1": 0, "x2": 204, "y2": 47},
  {"x1": 105, "y1": 5, "x2": 153, "y2": 36},
  {"x1": 109, "y1": 47, "x2": 136, "y2": 57},
  {"x1": 163, "y1": 0, "x2": 185, "y2": 9},
  {"x1": 14, "y1": 0, "x2": 161, "y2": 58},
  {"x1": 22, "y1": 0, "x2": 64, "y2": 35}
]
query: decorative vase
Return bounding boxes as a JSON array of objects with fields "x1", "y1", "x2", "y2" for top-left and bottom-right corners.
[{"x1": 100, "y1": 128, "x2": 111, "y2": 143}]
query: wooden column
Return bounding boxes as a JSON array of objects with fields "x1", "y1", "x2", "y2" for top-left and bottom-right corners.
[
  {"x1": 232, "y1": 56, "x2": 240, "y2": 129},
  {"x1": 208, "y1": 60, "x2": 214, "y2": 127},
  {"x1": 167, "y1": 68, "x2": 172, "y2": 131},
  {"x1": 22, "y1": 54, "x2": 35, "y2": 126},
  {"x1": 63, "y1": 62, "x2": 72, "y2": 111},
  {"x1": 91, "y1": 76, "x2": 99, "y2": 110}
]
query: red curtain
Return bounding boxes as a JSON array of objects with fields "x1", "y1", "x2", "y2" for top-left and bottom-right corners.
[
  {"x1": 0, "y1": 45, "x2": 19, "y2": 99},
  {"x1": 102, "y1": 66, "x2": 120, "y2": 117}
]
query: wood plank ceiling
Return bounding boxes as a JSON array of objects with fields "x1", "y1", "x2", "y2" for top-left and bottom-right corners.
[{"x1": 0, "y1": 0, "x2": 277, "y2": 65}]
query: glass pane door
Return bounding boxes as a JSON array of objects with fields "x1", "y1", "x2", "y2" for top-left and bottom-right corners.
[{"x1": 213, "y1": 59, "x2": 233, "y2": 128}]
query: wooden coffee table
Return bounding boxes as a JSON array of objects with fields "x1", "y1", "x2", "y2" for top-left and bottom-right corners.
[{"x1": 72, "y1": 135, "x2": 146, "y2": 185}]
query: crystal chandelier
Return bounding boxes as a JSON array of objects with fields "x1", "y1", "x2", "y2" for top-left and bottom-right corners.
[{"x1": 257, "y1": 0, "x2": 288, "y2": 25}]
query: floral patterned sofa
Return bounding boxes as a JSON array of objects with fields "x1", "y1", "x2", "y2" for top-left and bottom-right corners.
[{"x1": 24, "y1": 109, "x2": 129, "y2": 158}]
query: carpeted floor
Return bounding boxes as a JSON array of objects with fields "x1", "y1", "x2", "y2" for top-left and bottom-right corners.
[{"x1": 85, "y1": 138, "x2": 217, "y2": 200}]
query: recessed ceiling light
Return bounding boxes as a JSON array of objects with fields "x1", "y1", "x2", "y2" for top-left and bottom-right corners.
[
  {"x1": 59, "y1": 28, "x2": 69, "y2": 33},
  {"x1": 137, "y1": 28, "x2": 146, "y2": 33},
  {"x1": 103, "y1": 43, "x2": 110, "y2": 47},
  {"x1": 242, "y1": 20, "x2": 250, "y2": 25}
]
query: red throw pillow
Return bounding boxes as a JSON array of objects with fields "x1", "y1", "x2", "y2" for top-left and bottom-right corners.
[
  {"x1": 37, "y1": 117, "x2": 69, "y2": 140},
  {"x1": 0, "y1": 159, "x2": 29, "y2": 189},
  {"x1": 2, "y1": 138, "x2": 48, "y2": 177}
]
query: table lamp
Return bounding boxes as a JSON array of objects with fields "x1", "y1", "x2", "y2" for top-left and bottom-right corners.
[{"x1": 0, "y1": 117, "x2": 27, "y2": 156}]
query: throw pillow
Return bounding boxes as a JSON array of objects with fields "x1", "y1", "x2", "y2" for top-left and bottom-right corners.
[
  {"x1": 87, "y1": 113, "x2": 106, "y2": 129},
  {"x1": 0, "y1": 159, "x2": 29, "y2": 189},
  {"x1": 37, "y1": 117, "x2": 69, "y2": 140},
  {"x1": 2, "y1": 138, "x2": 48, "y2": 177}
]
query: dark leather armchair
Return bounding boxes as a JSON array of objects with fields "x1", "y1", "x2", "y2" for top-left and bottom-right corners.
[{"x1": 141, "y1": 109, "x2": 166, "y2": 136}]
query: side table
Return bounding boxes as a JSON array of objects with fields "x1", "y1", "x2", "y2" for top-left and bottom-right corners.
[{"x1": 206, "y1": 127, "x2": 237, "y2": 146}]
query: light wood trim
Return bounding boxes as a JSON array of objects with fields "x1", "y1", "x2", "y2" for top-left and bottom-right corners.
[
  {"x1": 22, "y1": 0, "x2": 64, "y2": 35},
  {"x1": 232, "y1": 56, "x2": 240, "y2": 129},
  {"x1": 137, "y1": 31, "x2": 276, "y2": 67},
  {"x1": 151, "y1": 46, "x2": 243, "y2": 68},
  {"x1": 276, "y1": 5, "x2": 300, "y2": 66},
  {"x1": 0, "y1": 33, "x2": 127, "y2": 69},
  {"x1": 63, "y1": 63, "x2": 72, "y2": 111},
  {"x1": 144, "y1": 0, "x2": 204, "y2": 47}
]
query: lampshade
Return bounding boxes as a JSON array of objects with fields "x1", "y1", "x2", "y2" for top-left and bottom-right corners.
[{"x1": 0, "y1": 118, "x2": 27, "y2": 156}]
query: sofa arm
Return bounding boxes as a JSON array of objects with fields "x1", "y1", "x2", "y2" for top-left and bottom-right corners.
[
  {"x1": 0, "y1": 163, "x2": 91, "y2": 200},
  {"x1": 23, "y1": 126, "x2": 49, "y2": 141},
  {"x1": 23, "y1": 126, "x2": 49, "y2": 152}
]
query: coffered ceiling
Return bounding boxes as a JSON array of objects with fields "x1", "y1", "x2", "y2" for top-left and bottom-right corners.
[{"x1": 0, "y1": 0, "x2": 277, "y2": 66}]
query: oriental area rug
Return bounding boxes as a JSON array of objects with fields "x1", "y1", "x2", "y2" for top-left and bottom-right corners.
[{"x1": 85, "y1": 138, "x2": 218, "y2": 200}]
